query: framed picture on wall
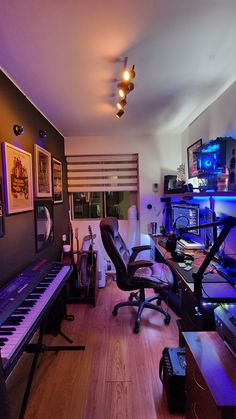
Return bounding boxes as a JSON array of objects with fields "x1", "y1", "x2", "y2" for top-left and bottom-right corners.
[
  {"x1": 187, "y1": 139, "x2": 202, "y2": 178},
  {"x1": 34, "y1": 144, "x2": 52, "y2": 197},
  {"x1": 52, "y1": 158, "x2": 63, "y2": 203},
  {"x1": 0, "y1": 179, "x2": 4, "y2": 237},
  {"x1": 1, "y1": 142, "x2": 34, "y2": 214},
  {"x1": 35, "y1": 200, "x2": 54, "y2": 252}
]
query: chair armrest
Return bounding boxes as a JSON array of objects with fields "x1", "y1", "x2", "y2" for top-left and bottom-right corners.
[
  {"x1": 128, "y1": 259, "x2": 153, "y2": 276},
  {"x1": 129, "y1": 245, "x2": 152, "y2": 262}
]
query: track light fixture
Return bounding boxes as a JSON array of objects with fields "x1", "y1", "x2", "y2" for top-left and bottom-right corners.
[
  {"x1": 39, "y1": 130, "x2": 48, "y2": 139},
  {"x1": 115, "y1": 57, "x2": 136, "y2": 118},
  {"x1": 13, "y1": 124, "x2": 24, "y2": 136}
]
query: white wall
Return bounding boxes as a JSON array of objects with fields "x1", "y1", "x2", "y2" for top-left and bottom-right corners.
[{"x1": 64, "y1": 133, "x2": 182, "y2": 252}]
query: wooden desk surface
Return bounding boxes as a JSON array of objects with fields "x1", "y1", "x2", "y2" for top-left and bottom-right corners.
[
  {"x1": 183, "y1": 331, "x2": 236, "y2": 407},
  {"x1": 150, "y1": 235, "x2": 236, "y2": 302}
]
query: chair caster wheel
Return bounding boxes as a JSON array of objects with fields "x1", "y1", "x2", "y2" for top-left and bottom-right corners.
[
  {"x1": 164, "y1": 315, "x2": 171, "y2": 325},
  {"x1": 133, "y1": 326, "x2": 139, "y2": 334},
  {"x1": 128, "y1": 296, "x2": 133, "y2": 301},
  {"x1": 112, "y1": 309, "x2": 117, "y2": 316}
]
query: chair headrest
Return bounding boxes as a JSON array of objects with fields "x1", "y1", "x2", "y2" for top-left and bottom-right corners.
[{"x1": 100, "y1": 217, "x2": 119, "y2": 238}]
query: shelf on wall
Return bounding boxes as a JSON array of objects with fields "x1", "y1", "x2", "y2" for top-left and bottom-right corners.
[{"x1": 163, "y1": 191, "x2": 236, "y2": 198}]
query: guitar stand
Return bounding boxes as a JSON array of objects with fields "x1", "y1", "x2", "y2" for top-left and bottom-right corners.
[{"x1": 18, "y1": 317, "x2": 85, "y2": 419}]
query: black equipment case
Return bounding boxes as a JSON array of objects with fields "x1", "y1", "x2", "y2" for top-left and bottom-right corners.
[{"x1": 159, "y1": 347, "x2": 186, "y2": 413}]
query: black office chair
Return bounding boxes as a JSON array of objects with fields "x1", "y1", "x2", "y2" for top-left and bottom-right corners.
[{"x1": 100, "y1": 217, "x2": 174, "y2": 333}]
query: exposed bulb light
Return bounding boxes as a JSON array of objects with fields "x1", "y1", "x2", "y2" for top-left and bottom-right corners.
[{"x1": 116, "y1": 109, "x2": 124, "y2": 118}]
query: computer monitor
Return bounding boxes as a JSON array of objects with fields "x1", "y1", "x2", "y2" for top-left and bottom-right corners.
[
  {"x1": 204, "y1": 206, "x2": 217, "y2": 248},
  {"x1": 171, "y1": 203, "x2": 200, "y2": 236}
]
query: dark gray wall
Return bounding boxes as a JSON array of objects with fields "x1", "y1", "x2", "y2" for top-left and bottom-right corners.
[{"x1": 0, "y1": 70, "x2": 69, "y2": 285}]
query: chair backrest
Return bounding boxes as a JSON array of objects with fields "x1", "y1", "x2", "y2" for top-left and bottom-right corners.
[{"x1": 100, "y1": 217, "x2": 131, "y2": 290}]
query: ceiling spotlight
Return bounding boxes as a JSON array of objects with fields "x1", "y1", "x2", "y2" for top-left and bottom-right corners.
[
  {"x1": 117, "y1": 82, "x2": 134, "y2": 97},
  {"x1": 39, "y1": 130, "x2": 48, "y2": 139},
  {"x1": 123, "y1": 65, "x2": 136, "y2": 82},
  {"x1": 116, "y1": 109, "x2": 124, "y2": 118},
  {"x1": 117, "y1": 82, "x2": 129, "y2": 98},
  {"x1": 13, "y1": 124, "x2": 24, "y2": 136},
  {"x1": 117, "y1": 98, "x2": 127, "y2": 110},
  {"x1": 127, "y1": 82, "x2": 134, "y2": 92}
]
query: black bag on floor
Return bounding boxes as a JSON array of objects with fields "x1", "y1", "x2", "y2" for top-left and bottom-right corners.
[{"x1": 159, "y1": 347, "x2": 186, "y2": 413}]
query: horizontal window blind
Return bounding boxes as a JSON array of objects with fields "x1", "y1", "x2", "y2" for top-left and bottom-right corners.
[{"x1": 66, "y1": 154, "x2": 138, "y2": 192}]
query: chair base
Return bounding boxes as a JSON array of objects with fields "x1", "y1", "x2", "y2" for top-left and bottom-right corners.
[{"x1": 112, "y1": 292, "x2": 171, "y2": 334}]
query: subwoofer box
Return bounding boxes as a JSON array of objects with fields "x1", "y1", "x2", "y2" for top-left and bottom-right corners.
[{"x1": 159, "y1": 347, "x2": 186, "y2": 413}]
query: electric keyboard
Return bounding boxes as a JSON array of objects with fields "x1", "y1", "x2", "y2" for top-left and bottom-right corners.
[{"x1": 0, "y1": 259, "x2": 72, "y2": 377}]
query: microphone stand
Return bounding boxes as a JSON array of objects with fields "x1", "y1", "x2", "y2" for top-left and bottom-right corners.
[{"x1": 178, "y1": 216, "x2": 236, "y2": 299}]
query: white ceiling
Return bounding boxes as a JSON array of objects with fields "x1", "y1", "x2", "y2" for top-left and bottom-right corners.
[{"x1": 1, "y1": 0, "x2": 236, "y2": 137}]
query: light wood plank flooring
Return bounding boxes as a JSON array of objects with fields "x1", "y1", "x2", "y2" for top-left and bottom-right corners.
[{"x1": 23, "y1": 277, "x2": 185, "y2": 419}]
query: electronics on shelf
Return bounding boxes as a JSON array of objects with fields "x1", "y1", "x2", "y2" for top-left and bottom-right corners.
[{"x1": 177, "y1": 238, "x2": 205, "y2": 250}]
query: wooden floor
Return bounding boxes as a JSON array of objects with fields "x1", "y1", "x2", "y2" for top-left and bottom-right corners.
[{"x1": 23, "y1": 277, "x2": 185, "y2": 419}]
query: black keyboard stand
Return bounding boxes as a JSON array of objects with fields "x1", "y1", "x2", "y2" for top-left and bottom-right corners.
[{"x1": 18, "y1": 314, "x2": 85, "y2": 419}]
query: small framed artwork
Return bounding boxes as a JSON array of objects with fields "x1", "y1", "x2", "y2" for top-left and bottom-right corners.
[
  {"x1": 52, "y1": 158, "x2": 63, "y2": 203},
  {"x1": 0, "y1": 179, "x2": 4, "y2": 237},
  {"x1": 187, "y1": 139, "x2": 202, "y2": 178},
  {"x1": 35, "y1": 200, "x2": 54, "y2": 252},
  {"x1": 34, "y1": 144, "x2": 52, "y2": 197},
  {"x1": 1, "y1": 142, "x2": 34, "y2": 214}
]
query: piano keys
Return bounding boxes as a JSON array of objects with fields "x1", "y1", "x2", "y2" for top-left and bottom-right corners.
[{"x1": 0, "y1": 259, "x2": 72, "y2": 378}]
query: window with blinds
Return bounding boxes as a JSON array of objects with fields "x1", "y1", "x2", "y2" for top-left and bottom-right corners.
[
  {"x1": 66, "y1": 154, "x2": 138, "y2": 192},
  {"x1": 66, "y1": 154, "x2": 138, "y2": 219}
]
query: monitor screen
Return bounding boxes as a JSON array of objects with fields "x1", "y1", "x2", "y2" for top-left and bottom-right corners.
[
  {"x1": 171, "y1": 203, "x2": 200, "y2": 236},
  {"x1": 204, "y1": 206, "x2": 217, "y2": 248}
]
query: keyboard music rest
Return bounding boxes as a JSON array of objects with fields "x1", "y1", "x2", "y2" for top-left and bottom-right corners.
[{"x1": 0, "y1": 260, "x2": 72, "y2": 378}]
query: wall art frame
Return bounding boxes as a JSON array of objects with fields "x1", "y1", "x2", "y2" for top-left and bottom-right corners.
[
  {"x1": 34, "y1": 199, "x2": 54, "y2": 252},
  {"x1": 187, "y1": 138, "x2": 202, "y2": 178},
  {"x1": 52, "y1": 158, "x2": 63, "y2": 203},
  {"x1": 1, "y1": 142, "x2": 34, "y2": 215},
  {"x1": 34, "y1": 144, "x2": 52, "y2": 198},
  {"x1": 0, "y1": 179, "x2": 4, "y2": 237}
]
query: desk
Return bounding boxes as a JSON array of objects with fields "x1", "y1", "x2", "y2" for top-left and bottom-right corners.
[
  {"x1": 150, "y1": 235, "x2": 236, "y2": 331},
  {"x1": 183, "y1": 331, "x2": 236, "y2": 419}
]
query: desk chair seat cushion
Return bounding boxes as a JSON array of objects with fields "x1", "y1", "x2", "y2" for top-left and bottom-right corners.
[{"x1": 133, "y1": 262, "x2": 174, "y2": 289}]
